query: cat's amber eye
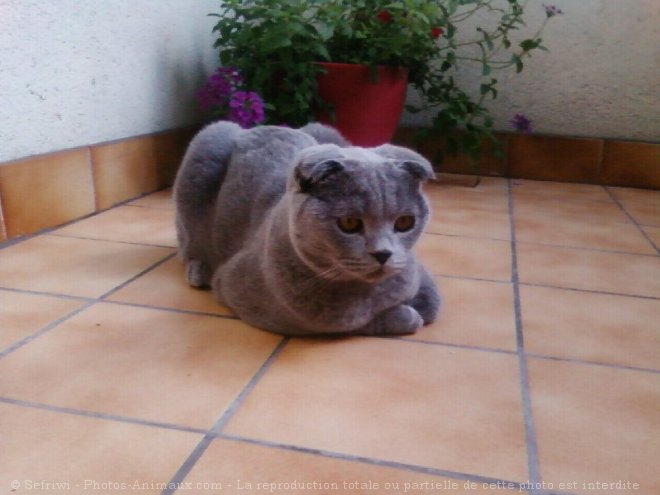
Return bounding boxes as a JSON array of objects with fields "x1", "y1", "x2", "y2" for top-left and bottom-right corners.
[
  {"x1": 394, "y1": 215, "x2": 415, "y2": 232},
  {"x1": 337, "y1": 217, "x2": 363, "y2": 234}
]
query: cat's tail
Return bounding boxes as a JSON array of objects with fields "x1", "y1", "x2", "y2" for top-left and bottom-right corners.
[{"x1": 174, "y1": 121, "x2": 242, "y2": 266}]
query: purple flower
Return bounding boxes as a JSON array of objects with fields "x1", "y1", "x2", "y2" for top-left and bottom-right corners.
[
  {"x1": 510, "y1": 113, "x2": 533, "y2": 133},
  {"x1": 196, "y1": 66, "x2": 243, "y2": 111},
  {"x1": 543, "y1": 4, "x2": 563, "y2": 17},
  {"x1": 228, "y1": 91, "x2": 265, "y2": 128}
]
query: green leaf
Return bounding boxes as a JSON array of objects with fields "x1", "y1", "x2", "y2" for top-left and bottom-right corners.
[
  {"x1": 482, "y1": 63, "x2": 491, "y2": 76},
  {"x1": 260, "y1": 31, "x2": 292, "y2": 53},
  {"x1": 520, "y1": 38, "x2": 540, "y2": 51},
  {"x1": 314, "y1": 22, "x2": 334, "y2": 41},
  {"x1": 512, "y1": 54, "x2": 524, "y2": 73}
]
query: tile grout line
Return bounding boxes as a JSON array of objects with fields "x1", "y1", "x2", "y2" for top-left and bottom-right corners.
[
  {"x1": 0, "y1": 286, "x2": 93, "y2": 302},
  {"x1": 526, "y1": 353, "x2": 660, "y2": 375},
  {"x1": 0, "y1": 299, "x2": 96, "y2": 360},
  {"x1": 2, "y1": 288, "x2": 655, "y2": 376},
  {"x1": 396, "y1": 336, "x2": 518, "y2": 356},
  {"x1": 0, "y1": 396, "x2": 207, "y2": 435},
  {"x1": 48, "y1": 231, "x2": 177, "y2": 249},
  {"x1": 211, "y1": 337, "x2": 290, "y2": 434},
  {"x1": 0, "y1": 252, "x2": 177, "y2": 360},
  {"x1": 161, "y1": 337, "x2": 290, "y2": 495},
  {"x1": 217, "y1": 432, "x2": 525, "y2": 489},
  {"x1": 0, "y1": 187, "x2": 173, "y2": 250},
  {"x1": 428, "y1": 272, "x2": 510, "y2": 284},
  {"x1": 0, "y1": 390, "x2": 584, "y2": 495},
  {"x1": 0, "y1": 285, "x2": 241, "y2": 320},
  {"x1": 425, "y1": 229, "x2": 660, "y2": 258},
  {"x1": 0, "y1": 189, "x2": 7, "y2": 241},
  {"x1": 99, "y1": 252, "x2": 178, "y2": 300},
  {"x1": 423, "y1": 230, "x2": 510, "y2": 243},
  {"x1": 101, "y1": 299, "x2": 240, "y2": 320},
  {"x1": 2, "y1": 283, "x2": 656, "y2": 377},
  {"x1": 603, "y1": 186, "x2": 660, "y2": 255},
  {"x1": 86, "y1": 146, "x2": 100, "y2": 212},
  {"x1": 435, "y1": 273, "x2": 512, "y2": 285},
  {"x1": 507, "y1": 179, "x2": 542, "y2": 492},
  {"x1": 513, "y1": 239, "x2": 658, "y2": 258},
  {"x1": 518, "y1": 281, "x2": 660, "y2": 301}
]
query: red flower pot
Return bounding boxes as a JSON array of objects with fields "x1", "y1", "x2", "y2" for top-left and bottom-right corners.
[{"x1": 315, "y1": 62, "x2": 408, "y2": 147}]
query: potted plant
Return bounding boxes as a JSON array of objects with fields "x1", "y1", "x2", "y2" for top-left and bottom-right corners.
[
  {"x1": 204, "y1": 0, "x2": 561, "y2": 167},
  {"x1": 313, "y1": 1, "x2": 447, "y2": 145}
]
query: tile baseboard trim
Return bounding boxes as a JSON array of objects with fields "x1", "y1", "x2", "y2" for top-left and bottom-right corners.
[
  {"x1": 1, "y1": 126, "x2": 657, "y2": 244},
  {"x1": 393, "y1": 128, "x2": 659, "y2": 190},
  {"x1": 0, "y1": 126, "x2": 199, "y2": 243}
]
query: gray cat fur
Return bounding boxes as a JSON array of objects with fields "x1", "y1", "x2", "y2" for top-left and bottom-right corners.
[{"x1": 174, "y1": 121, "x2": 440, "y2": 336}]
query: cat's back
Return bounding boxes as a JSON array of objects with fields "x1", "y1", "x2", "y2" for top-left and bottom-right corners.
[
  {"x1": 222, "y1": 126, "x2": 316, "y2": 204},
  {"x1": 211, "y1": 126, "x2": 317, "y2": 255}
]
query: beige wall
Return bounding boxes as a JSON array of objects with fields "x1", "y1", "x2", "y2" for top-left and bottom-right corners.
[
  {"x1": 0, "y1": 0, "x2": 219, "y2": 162},
  {"x1": 402, "y1": 0, "x2": 660, "y2": 142}
]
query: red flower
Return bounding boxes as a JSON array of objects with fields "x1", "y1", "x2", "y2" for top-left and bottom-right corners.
[
  {"x1": 377, "y1": 10, "x2": 392, "y2": 23},
  {"x1": 431, "y1": 27, "x2": 444, "y2": 39}
]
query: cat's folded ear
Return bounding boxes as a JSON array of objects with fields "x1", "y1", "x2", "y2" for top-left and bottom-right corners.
[
  {"x1": 372, "y1": 144, "x2": 435, "y2": 182},
  {"x1": 290, "y1": 144, "x2": 346, "y2": 194}
]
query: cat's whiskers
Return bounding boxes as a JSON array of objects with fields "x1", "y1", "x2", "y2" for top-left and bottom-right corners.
[{"x1": 291, "y1": 265, "x2": 344, "y2": 298}]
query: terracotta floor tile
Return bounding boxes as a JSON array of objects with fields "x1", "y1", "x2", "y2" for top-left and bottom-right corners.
[
  {"x1": 409, "y1": 277, "x2": 516, "y2": 351},
  {"x1": 513, "y1": 194, "x2": 629, "y2": 225},
  {"x1": 520, "y1": 286, "x2": 660, "y2": 370},
  {"x1": 0, "y1": 235, "x2": 173, "y2": 298},
  {"x1": 529, "y1": 359, "x2": 660, "y2": 495},
  {"x1": 224, "y1": 338, "x2": 528, "y2": 482},
  {"x1": 128, "y1": 188, "x2": 174, "y2": 209},
  {"x1": 186, "y1": 438, "x2": 518, "y2": 494},
  {"x1": 428, "y1": 192, "x2": 510, "y2": 216},
  {"x1": 0, "y1": 290, "x2": 84, "y2": 350},
  {"x1": 426, "y1": 206, "x2": 511, "y2": 241},
  {"x1": 515, "y1": 215, "x2": 656, "y2": 254},
  {"x1": 620, "y1": 201, "x2": 660, "y2": 227},
  {"x1": 107, "y1": 257, "x2": 233, "y2": 316},
  {"x1": 510, "y1": 179, "x2": 611, "y2": 201},
  {"x1": 426, "y1": 179, "x2": 510, "y2": 215},
  {"x1": 607, "y1": 186, "x2": 660, "y2": 205},
  {"x1": 0, "y1": 303, "x2": 281, "y2": 429},
  {"x1": 4, "y1": 161, "x2": 658, "y2": 490},
  {"x1": 416, "y1": 234, "x2": 512, "y2": 282},
  {"x1": 55, "y1": 205, "x2": 176, "y2": 247},
  {"x1": 0, "y1": 402, "x2": 200, "y2": 492},
  {"x1": 516, "y1": 243, "x2": 660, "y2": 298}
]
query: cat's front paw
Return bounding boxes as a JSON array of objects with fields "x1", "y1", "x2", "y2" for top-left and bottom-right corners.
[
  {"x1": 186, "y1": 260, "x2": 211, "y2": 288},
  {"x1": 363, "y1": 304, "x2": 423, "y2": 336}
]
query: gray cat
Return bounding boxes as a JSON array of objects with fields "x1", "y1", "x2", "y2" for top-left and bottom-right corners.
[{"x1": 174, "y1": 121, "x2": 440, "y2": 336}]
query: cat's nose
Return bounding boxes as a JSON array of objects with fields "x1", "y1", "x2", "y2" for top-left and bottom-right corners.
[{"x1": 370, "y1": 250, "x2": 392, "y2": 265}]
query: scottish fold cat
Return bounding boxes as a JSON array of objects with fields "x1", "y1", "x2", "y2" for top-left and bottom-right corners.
[{"x1": 174, "y1": 121, "x2": 440, "y2": 336}]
